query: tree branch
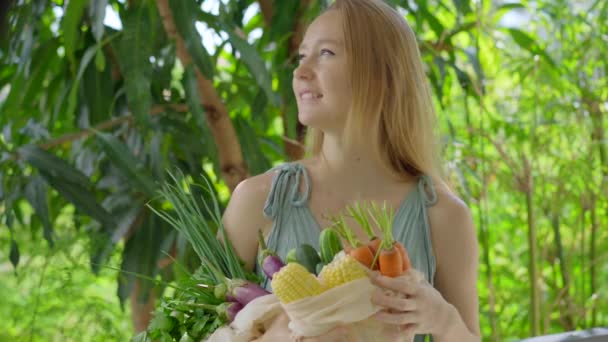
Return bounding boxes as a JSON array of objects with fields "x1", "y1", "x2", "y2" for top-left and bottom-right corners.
[
  {"x1": 38, "y1": 104, "x2": 188, "y2": 150},
  {"x1": 156, "y1": 0, "x2": 248, "y2": 191},
  {"x1": 258, "y1": 0, "x2": 273, "y2": 27}
]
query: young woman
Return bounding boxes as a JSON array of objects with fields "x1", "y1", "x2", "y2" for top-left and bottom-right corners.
[{"x1": 222, "y1": 0, "x2": 480, "y2": 340}]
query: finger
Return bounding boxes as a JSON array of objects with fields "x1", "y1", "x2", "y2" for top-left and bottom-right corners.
[
  {"x1": 370, "y1": 273, "x2": 419, "y2": 296},
  {"x1": 371, "y1": 289, "x2": 417, "y2": 312},
  {"x1": 400, "y1": 323, "x2": 419, "y2": 334},
  {"x1": 302, "y1": 325, "x2": 349, "y2": 342},
  {"x1": 373, "y1": 310, "x2": 418, "y2": 325}
]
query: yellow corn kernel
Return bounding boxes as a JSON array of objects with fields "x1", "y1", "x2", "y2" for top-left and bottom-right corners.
[
  {"x1": 271, "y1": 262, "x2": 324, "y2": 303},
  {"x1": 319, "y1": 254, "x2": 366, "y2": 289}
]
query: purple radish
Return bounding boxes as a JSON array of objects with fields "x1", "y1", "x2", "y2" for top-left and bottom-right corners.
[
  {"x1": 223, "y1": 301, "x2": 244, "y2": 322},
  {"x1": 258, "y1": 229, "x2": 285, "y2": 279},
  {"x1": 227, "y1": 279, "x2": 270, "y2": 305}
]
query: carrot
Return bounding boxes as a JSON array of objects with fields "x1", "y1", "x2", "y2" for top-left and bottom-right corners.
[
  {"x1": 394, "y1": 241, "x2": 411, "y2": 272},
  {"x1": 367, "y1": 201, "x2": 406, "y2": 277},
  {"x1": 379, "y1": 247, "x2": 403, "y2": 277},
  {"x1": 368, "y1": 238, "x2": 382, "y2": 255},
  {"x1": 367, "y1": 238, "x2": 382, "y2": 270},
  {"x1": 349, "y1": 245, "x2": 375, "y2": 269}
]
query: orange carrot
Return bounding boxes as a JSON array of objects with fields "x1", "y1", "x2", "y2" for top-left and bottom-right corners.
[
  {"x1": 368, "y1": 238, "x2": 382, "y2": 255},
  {"x1": 394, "y1": 241, "x2": 411, "y2": 272},
  {"x1": 343, "y1": 244, "x2": 353, "y2": 254},
  {"x1": 379, "y1": 246, "x2": 403, "y2": 277},
  {"x1": 349, "y1": 245, "x2": 375, "y2": 269},
  {"x1": 368, "y1": 238, "x2": 382, "y2": 270}
]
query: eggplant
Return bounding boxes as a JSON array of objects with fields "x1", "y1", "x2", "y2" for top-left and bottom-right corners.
[
  {"x1": 227, "y1": 278, "x2": 270, "y2": 305},
  {"x1": 257, "y1": 229, "x2": 285, "y2": 279}
]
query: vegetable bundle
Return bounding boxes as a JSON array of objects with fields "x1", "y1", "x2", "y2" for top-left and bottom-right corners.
[
  {"x1": 271, "y1": 202, "x2": 413, "y2": 304},
  {"x1": 135, "y1": 171, "x2": 417, "y2": 341},
  {"x1": 263, "y1": 202, "x2": 419, "y2": 342},
  {"x1": 133, "y1": 173, "x2": 272, "y2": 342}
]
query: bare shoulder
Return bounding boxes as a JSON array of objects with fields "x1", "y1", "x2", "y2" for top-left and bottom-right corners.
[
  {"x1": 427, "y1": 184, "x2": 477, "y2": 263},
  {"x1": 222, "y1": 170, "x2": 276, "y2": 271},
  {"x1": 428, "y1": 185, "x2": 474, "y2": 236}
]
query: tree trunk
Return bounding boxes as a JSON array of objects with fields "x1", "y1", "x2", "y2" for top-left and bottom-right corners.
[
  {"x1": 258, "y1": 0, "x2": 309, "y2": 161},
  {"x1": 130, "y1": 280, "x2": 157, "y2": 333},
  {"x1": 156, "y1": 0, "x2": 248, "y2": 191}
]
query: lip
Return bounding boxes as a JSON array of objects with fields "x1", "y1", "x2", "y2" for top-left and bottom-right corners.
[{"x1": 298, "y1": 88, "x2": 323, "y2": 100}]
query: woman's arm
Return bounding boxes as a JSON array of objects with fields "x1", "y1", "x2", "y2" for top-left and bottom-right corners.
[
  {"x1": 369, "y1": 188, "x2": 480, "y2": 340},
  {"x1": 429, "y1": 189, "x2": 481, "y2": 341},
  {"x1": 221, "y1": 172, "x2": 274, "y2": 272}
]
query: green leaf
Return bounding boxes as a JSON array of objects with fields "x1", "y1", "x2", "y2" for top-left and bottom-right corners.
[
  {"x1": 170, "y1": 0, "x2": 215, "y2": 79},
  {"x1": 179, "y1": 332, "x2": 195, "y2": 342},
  {"x1": 40, "y1": 172, "x2": 115, "y2": 231},
  {"x1": 22, "y1": 39, "x2": 60, "y2": 106},
  {"x1": 88, "y1": 0, "x2": 108, "y2": 42},
  {"x1": 61, "y1": 0, "x2": 88, "y2": 63},
  {"x1": 132, "y1": 331, "x2": 152, "y2": 342},
  {"x1": 505, "y1": 28, "x2": 557, "y2": 68},
  {"x1": 218, "y1": 22, "x2": 281, "y2": 107},
  {"x1": 452, "y1": 0, "x2": 472, "y2": 16},
  {"x1": 419, "y1": 3, "x2": 445, "y2": 37},
  {"x1": 118, "y1": 214, "x2": 169, "y2": 307},
  {"x1": 95, "y1": 47, "x2": 106, "y2": 72},
  {"x1": 182, "y1": 64, "x2": 206, "y2": 129},
  {"x1": 234, "y1": 116, "x2": 271, "y2": 175},
  {"x1": 82, "y1": 50, "x2": 112, "y2": 125},
  {"x1": 24, "y1": 175, "x2": 54, "y2": 247},
  {"x1": 9, "y1": 239, "x2": 19, "y2": 269},
  {"x1": 19, "y1": 145, "x2": 93, "y2": 189},
  {"x1": 67, "y1": 45, "x2": 98, "y2": 121},
  {"x1": 115, "y1": 5, "x2": 154, "y2": 127},
  {"x1": 95, "y1": 132, "x2": 157, "y2": 197}
]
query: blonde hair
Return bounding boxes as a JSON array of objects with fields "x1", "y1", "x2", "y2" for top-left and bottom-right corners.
[{"x1": 308, "y1": 0, "x2": 443, "y2": 182}]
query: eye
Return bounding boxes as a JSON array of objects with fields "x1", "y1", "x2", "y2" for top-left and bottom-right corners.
[{"x1": 320, "y1": 48, "x2": 335, "y2": 56}]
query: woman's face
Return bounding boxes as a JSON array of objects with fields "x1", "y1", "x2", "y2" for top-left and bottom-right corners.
[{"x1": 293, "y1": 10, "x2": 352, "y2": 133}]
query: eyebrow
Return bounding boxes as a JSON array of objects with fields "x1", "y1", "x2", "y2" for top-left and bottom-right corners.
[{"x1": 299, "y1": 39, "x2": 343, "y2": 50}]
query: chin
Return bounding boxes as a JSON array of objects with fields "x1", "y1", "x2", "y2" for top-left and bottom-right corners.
[{"x1": 298, "y1": 110, "x2": 326, "y2": 128}]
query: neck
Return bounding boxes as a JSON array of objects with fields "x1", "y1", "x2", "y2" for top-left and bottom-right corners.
[{"x1": 314, "y1": 132, "x2": 407, "y2": 197}]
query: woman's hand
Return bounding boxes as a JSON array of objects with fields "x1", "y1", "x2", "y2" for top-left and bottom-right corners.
[
  {"x1": 369, "y1": 270, "x2": 455, "y2": 336},
  {"x1": 256, "y1": 311, "x2": 351, "y2": 342}
]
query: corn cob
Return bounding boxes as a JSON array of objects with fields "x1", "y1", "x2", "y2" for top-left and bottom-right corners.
[
  {"x1": 319, "y1": 254, "x2": 367, "y2": 290},
  {"x1": 271, "y1": 262, "x2": 324, "y2": 303}
]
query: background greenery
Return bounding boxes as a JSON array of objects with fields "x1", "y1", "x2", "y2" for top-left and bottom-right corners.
[{"x1": 0, "y1": 0, "x2": 606, "y2": 341}]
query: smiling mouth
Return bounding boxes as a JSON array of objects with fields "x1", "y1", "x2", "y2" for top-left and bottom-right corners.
[{"x1": 300, "y1": 92, "x2": 323, "y2": 100}]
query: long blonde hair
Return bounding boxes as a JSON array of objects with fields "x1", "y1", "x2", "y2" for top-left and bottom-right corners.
[{"x1": 308, "y1": 0, "x2": 443, "y2": 182}]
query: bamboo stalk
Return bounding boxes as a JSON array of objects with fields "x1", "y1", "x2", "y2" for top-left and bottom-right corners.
[
  {"x1": 523, "y1": 156, "x2": 540, "y2": 336},
  {"x1": 589, "y1": 196, "x2": 598, "y2": 327},
  {"x1": 586, "y1": 98, "x2": 604, "y2": 327},
  {"x1": 550, "y1": 210, "x2": 575, "y2": 329}
]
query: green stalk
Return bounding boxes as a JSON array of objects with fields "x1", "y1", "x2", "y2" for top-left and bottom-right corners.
[
  {"x1": 368, "y1": 202, "x2": 395, "y2": 251},
  {"x1": 329, "y1": 216, "x2": 360, "y2": 247},
  {"x1": 346, "y1": 202, "x2": 376, "y2": 240},
  {"x1": 154, "y1": 171, "x2": 247, "y2": 280}
]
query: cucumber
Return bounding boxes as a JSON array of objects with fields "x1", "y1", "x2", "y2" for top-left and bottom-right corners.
[
  {"x1": 295, "y1": 244, "x2": 321, "y2": 274},
  {"x1": 315, "y1": 262, "x2": 324, "y2": 276},
  {"x1": 319, "y1": 228, "x2": 343, "y2": 264},
  {"x1": 286, "y1": 248, "x2": 297, "y2": 264}
]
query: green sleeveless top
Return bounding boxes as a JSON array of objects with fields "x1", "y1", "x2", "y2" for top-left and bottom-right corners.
[{"x1": 257, "y1": 162, "x2": 437, "y2": 341}]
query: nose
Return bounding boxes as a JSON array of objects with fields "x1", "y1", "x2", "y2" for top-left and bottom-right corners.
[{"x1": 293, "y1": 61, "x2": 314, "y2": 80}]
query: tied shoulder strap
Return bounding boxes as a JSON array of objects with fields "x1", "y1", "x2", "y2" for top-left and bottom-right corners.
[{"x1": 263, "y1": 163, "x2": 311, "y2": 219}]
